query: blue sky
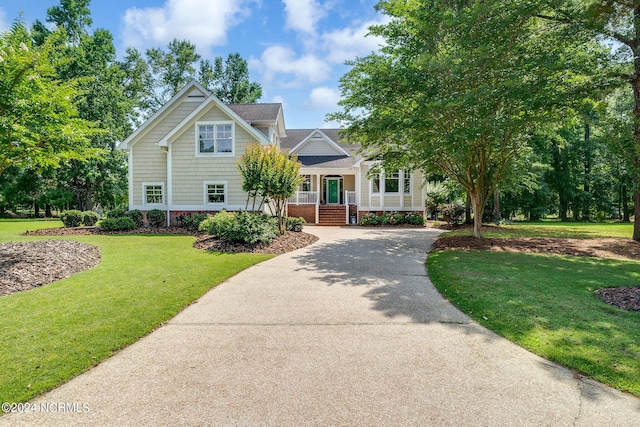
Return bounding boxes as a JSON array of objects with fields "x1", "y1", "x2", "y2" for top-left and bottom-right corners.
[{"x1": 1, "y1": 0, "x2": 388, "y2": 129}]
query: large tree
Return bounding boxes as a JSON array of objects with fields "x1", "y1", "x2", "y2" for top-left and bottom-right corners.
[
  {"x1": 0, "y1": 22, "x2": 99, "y2": 178},
  {"x1": 536, "y1": 1, "x2": 640, "y2": 239},
  {"x1": 199, "y1": 53, "x2": 262, "y2": 104},
  {"x1": 332, "y1": 0, "x2": 593, "y2": 237}
]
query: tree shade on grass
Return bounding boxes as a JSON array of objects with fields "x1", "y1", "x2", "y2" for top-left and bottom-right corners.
[
  {"x1": 428, "y1": 249, "x2": 640, "y2": 397},
  {"x1": 0, "y1": 220, "x2": 271, "y2": 403}
]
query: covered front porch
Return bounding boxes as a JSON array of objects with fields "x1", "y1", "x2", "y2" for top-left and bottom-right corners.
[{"x1": 287, "y1": 173, "x2": 357, "y2": 225}]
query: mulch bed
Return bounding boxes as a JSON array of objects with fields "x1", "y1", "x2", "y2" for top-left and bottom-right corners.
[
  {"x1": 193, "y1": 231, "x2": 318, "y2": 254},
  {"x1": 0, "y1": 240, "x2": 100, "y2": 297},
  {"x1": 433, "y1": 234, "x2": 640, "y2": 313}
]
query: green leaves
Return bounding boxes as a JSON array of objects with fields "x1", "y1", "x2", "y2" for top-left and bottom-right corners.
[{"x1": 0, "y1": 22, "x2": 101, "y2": 178}]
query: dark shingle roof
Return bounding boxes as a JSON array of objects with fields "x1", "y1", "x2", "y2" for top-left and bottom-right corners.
[
  {"x1": 227, "y1": 103, "x2": 281, "y2": 122},
  {"x1": 296, "y1": 155, "x2": 360, "y2": 168},
  {"x1": 280, "y1": 128, "x2": 359, "y2": 156}
]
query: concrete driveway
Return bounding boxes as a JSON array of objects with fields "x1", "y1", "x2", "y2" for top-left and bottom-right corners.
[{"x1": 2, "y1": 226, "x2": 639, "y2": 426}]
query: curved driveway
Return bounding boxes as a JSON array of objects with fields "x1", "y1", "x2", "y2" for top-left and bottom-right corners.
[{"x1": 3, "y1": 226, "x2": 640, "y2": 426}]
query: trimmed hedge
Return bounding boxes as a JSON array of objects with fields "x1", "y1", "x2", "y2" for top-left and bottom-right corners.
[
  {"x1": 107, "y1": 208, "x2": 127, "y2": 219},
  {"x1": 60, "y1": 210, "x2": 83, "y2": 228},
  {"x1": 285, "y1": 216, "x2": 306, "y2": 232},
  {"x1": 125, "y1": 209, "x2": 144, "y2": 227},
  {"x1": 146, "y1": 209, "x2": 166, "y2": 227},
  {"x1": 360, "y1": 211, "x2": 425, "y2": 226},
  {"x1": 81, "y1": 211, "x2": 99, "y2": 226}
]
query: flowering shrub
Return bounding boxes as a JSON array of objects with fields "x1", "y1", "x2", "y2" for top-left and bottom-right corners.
[{"x1": 359, "y1": 211, "x2": 425, "y2": 226}]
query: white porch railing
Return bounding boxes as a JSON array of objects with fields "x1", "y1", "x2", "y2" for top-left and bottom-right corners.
[
  {"x1": 345, "y1": 191, "x2": 357, "y2": 205},
  {"x1": 287, "y1": 191, "x2": 319, "y2": 205}
]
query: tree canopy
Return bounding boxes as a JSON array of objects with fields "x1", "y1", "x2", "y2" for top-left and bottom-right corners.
[
  {"x1": 0, "y1": 21, "x2": 100, "y2": 178},
  {"x1": 332, "y1": 0, "x2": 595, "y2": 237}
]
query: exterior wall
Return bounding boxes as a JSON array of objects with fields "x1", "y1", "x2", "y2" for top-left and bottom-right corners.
[
  {"x1": 170, "y1": 105, "x2": 260, "y2": 210},
  {"x1": 287, "y1": 205, "x2": 316, "y2": 224},
  {"x1": 131, "y1": 101, "x2": 201, "y2": 207},
  {"x1": 297, "y1": 139, "x2": 343, "y2": 156},
  {"x1": 358, "y1": 164, "x2": 425, "y2": 212}
]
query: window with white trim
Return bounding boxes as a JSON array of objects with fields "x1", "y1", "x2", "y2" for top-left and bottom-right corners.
[
  {"x1": 205, "y1": 182, "x2": 226, "y2": 204},
  {"x1": 371, "y1": 173, "x2": 380, "y2": 194},
  {"x1": 197, "y1": 123, "x2": 233, "y2": 155},
  {"x1": 143, "y1": 184, "x2": 164, "y2": 205},
  {"x1": 300, "y1": 175, "x2": 311, "y2": 192},
  {"x1": 385, "y1": 171, "x2": 400, "y2": 193},
  {"x1": 403, "y1": 171, "x2": 411, "y2": 194}
]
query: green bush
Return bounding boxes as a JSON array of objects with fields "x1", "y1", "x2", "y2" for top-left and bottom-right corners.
[
  {"x1": 99, "y1": 217, "x2": 136, "y2": 231},
  {"x1": 199, "y1": 211, "x2": 276, "y2": 244},
  {"x1": 360, "y1": 213, "x2": 380, "y2": 226},
  {"x1": 107, "y1": 208, "x2": 127, "y2": 219},
  {"x1": 439, "y1": 203, "x2": 465, "y2": 225},
  {"x1": 404, "y1": 212, "x2": 425, "y2": 225},
  {"x1": 125, "y1": 209, "x2": 144, "y2": 227},
  {"x1": 81, "y1": 211, "x2": 100, "y2": 226},
  {"x1": 179, "y1": 213, "x2": 208, "y2": 232},
  {"x1": 146, "y1": 209, "x2": 166, "y2": 227},
  {"x1": 60, "y1": 210, "x2": 83, "y2": 228},
  {"x1": 285, "y1": 216, "x2": 306, "y2": 232},
  {"x1": 388, "y1": 212, "x2": 404, "y2": 225}
]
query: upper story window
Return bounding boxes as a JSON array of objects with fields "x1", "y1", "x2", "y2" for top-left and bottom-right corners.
[{"x1": 197, "y1": 122, "x2": 234, "y2": 156}]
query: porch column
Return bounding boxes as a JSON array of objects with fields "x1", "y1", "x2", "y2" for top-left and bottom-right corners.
[{"x1": 316, "y1": 173, "x2": 321, "y2": 224}]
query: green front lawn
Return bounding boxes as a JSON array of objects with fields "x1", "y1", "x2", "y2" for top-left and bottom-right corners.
[
  {"x1": 0, "y1": 220, "x2": 271, "y2": 403},
  {"x1": 446, "y1": 220, "x2": 634, "y2": 239},
  {"x1": 428, "y1": 222, "x2": 640, "y2": 397}
]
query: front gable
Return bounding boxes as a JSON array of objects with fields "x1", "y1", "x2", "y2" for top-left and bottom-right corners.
[{"x1": 290, "y1": 129, "x2": 350, "y2": 157}]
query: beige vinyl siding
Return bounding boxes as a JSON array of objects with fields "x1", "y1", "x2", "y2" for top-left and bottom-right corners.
[
  {"x1": 297, "y1": 139, "x2": 344, "y2": 156},
  {"x1": 360, "y1": 164, "x2": 370, "y2": 202},
  {"x1": 131, "y1": 101, "x2": 201, "y2": 204},
  {"x1": 170, "y1": 105, "x2": 259, "y2": 206},
  {"x1": 343, "y1": 175, "x2": 356, "y2": 192},
  {"x1": 383, "y1": 195, "x2": 401, "y2": 207}
]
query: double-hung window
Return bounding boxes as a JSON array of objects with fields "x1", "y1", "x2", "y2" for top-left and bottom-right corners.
[
  {"x1": 300, "y1": 175, "x2": 312, "y2": 192},
  {"x1": 143, "y1": 183, "x2": 164, "y2": 205},
  {"x1": 371, "y1": 173, "x2": 381, "y2": 194},
  {"x1": 205, "y1": 182, "x2": 226, "y2": 204},
  {"x1": 403, "y1": 171, "x2": 411, "y2": 194},
  {"x1": 197, "y1": 123, "x2": 233, "y2": 155},
  {"x1": 385, "y1": 171, "x2": 400, "y2": 193}
]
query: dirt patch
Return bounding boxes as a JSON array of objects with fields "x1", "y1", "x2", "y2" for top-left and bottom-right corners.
[
  {"x1": 0, "y1": 240, "x2": 100, "y2": 297},
  {"x1": 194, "y1": 231, "x2": 319, "y2": 254},
  {"x1": 433, "y1": 235, "x2": 640, "y2": 312}
]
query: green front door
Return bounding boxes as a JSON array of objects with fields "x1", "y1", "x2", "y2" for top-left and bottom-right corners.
[{"x1": 328, "y1": 179, "x2": 339, "y2": 204}]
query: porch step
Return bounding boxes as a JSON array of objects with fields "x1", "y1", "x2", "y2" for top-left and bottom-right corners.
[{"x1": 318, "y1": 206, "x2": 348, "y2": 225}]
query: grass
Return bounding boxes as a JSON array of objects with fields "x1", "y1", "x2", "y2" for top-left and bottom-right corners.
[
  {"x1": 446, "y1": 220, "x2": 634, "y2": 239},
  {"x1": 428, "y1": 222, "x2": 640, "y2": 397},
  {"x1": 0, "y1": 219, "x2": 272, "y2": 403}
]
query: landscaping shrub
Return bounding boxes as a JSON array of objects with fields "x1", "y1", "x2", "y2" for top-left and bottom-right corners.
[
  {"x1": 147, "y1": 209, "x2": 166, "y2": 227},
  {"x1": 199, "y1": 211, "x2": 276, "y2": 244},
  {"x1": 439, "y1": 203, "x2": 465, "y2": 225},
  {"x1": 404, "y1": 212, "x2": 425, "y2": 225},
  {"x1": 107, "y1": 208, "x2": 127, "y2": 218},
  {"x1": 81, "y1": 211, "x2": 99, "y2": 226},
  {"x1": 125, "y1": 209, "x2": 144, "y2": 227},
  {"x1": 60, "y1": 210, "x2": 83, "y2": 228},
  {"x1": 285, "y1": 216, "x2": 306, "y2": 232},
  {"x1": 360, "y1": 213, "x2": 381, "y2": 226},
  {"x1": 388, "y1": 212, "x2": 404, "y2": 225},
  {"x1": 99, "y1": 217, "x2": 136, "y2": 231},
  {"x1": 178, "y1": 213, "x2": 208, "y2": 233}
]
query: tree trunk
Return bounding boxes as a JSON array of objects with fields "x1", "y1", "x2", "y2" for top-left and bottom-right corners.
[
  {"x1": 465, "y1": 192, "x2": 472, "y2": 224},
  {"x1": 583, "y1": 123, "x2": 591, "y2": 221},
  {"x1": 470, "y1": 193, "x2": 484, "y2": 238},
  {"x1": 622, "y1": 185, "x2": 631, "y2": 222},
  {"x1": 45, "y1": 204, "x2": 52, "y2": 218},
  {"x1": 33, "y1": 201, "x2": 40, "y2": 218},
  {"x1": 493, "y1": 189, "x2": 501, "y2": 223}
]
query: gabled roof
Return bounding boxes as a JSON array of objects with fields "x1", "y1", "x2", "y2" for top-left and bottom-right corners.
[
  {"x1": 297, "y1": 155, "x2": 360, "y2": 168},
  {"x1": 227, "y1": 103, "x2": 281, "y2": 122},
  {"x1": 158, "y1": 94, "x2": 270, "y2": 147},
  {"x1": 282, "y1": 128, "x2": 359, "y2": 157},
  {"x1": 117, "y1": 80, "x2": 209, "y2": 150}
]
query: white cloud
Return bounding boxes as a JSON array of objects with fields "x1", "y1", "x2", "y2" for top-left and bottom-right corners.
[
  {"x1": 271, "y1": 95, "x2": 287, "y2": 106},
  {"x1": 305, "y1": 86, "x2": 340, "y2": 109},
  {"x1": 256, "y1": 45, "x2": 330, "y2": 85},
  {"x1": 122, "y1": 0, "x2": 253, "y2": 51},
  {"x1": 322, "y1": 17, "x2": 388, "y2": 64},
  {"x1": 282, "y1": 0, "x2": 326, "y2": 36}
]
